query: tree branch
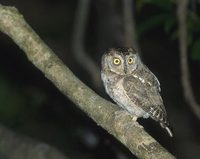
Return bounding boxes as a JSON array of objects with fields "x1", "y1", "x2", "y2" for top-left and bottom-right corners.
[
  {"x1": 72, "y1": 0, "x2": 101, "y2": 88},
  {"x1": 0, "y1": 124, "x2": 68, "y2": 159},
  {"x1": 0, "y1": 4, "x2": 175, "y2": 159},
  {"x1": 177, "y1": 0, "x2": 200, "y2": 119},
  {"x1": 123, "y1": 0, "x2": 140, "y2": 52}
]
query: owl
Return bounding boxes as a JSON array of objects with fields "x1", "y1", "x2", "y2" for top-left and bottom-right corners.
[{"x1": 101, "y1": 47, "x2": 173, "y2": 137}]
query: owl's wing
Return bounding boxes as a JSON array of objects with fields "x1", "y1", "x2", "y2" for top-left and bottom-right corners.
[
  {"x1": 143, "y1": 65, "x2": 161, "y2": 92},
  {"x1": 123, "y1": 75, "x2": 168, "y2": 124}
]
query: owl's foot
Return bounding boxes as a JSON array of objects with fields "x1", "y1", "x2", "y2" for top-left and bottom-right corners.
[
  {"x1": 114, "y1": 110, "x2": 130, "y2": 118},
  {"x1": 131, "y1": 115, "x2": 138, "y2": 121},
  {"x1": 129, "y1": 115, "x2": 143, "y2": 128},
  {"x1": 123, "y1": 120, "x2": 144, "y2": 134},
  {"x1": 114, "y1": 110, "x2": 143, "y2": 129}
]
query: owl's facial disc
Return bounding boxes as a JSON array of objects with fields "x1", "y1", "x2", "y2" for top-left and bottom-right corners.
[
  {"x1": 102, "y1": 47, "x2": 138, "y2": 75},
  {"x1": 124, "y1": 55, "x2": 135, "y2": 74},
  {"x1": 106, "y1": 53, "x2": 125, "y2": 75},
  {"x1": 125, "y1": 54, "x2": 138, "y2": 74}
]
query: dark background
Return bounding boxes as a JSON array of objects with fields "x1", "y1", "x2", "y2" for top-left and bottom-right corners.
[{"x1": 0, "y1": 0, "x2": 200, "y2": 159}]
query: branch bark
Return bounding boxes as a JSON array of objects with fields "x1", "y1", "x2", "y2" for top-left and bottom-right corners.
[
  {"x1": 0, "y1": 124, "x2": 68, "y2": 159},
  {"x1": 177, "y1": 0, "x2": 200, "y2": 119},
  {"x1": 0, "y1": 4, "x2": 175, "y2": 159}
]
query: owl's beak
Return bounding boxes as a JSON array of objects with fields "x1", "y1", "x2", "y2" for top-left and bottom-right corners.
[{"x1": 124, "y1": 63, "x2": 128, "y2": 74}]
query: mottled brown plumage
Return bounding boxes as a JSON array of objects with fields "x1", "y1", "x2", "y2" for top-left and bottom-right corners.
[{"x1": 101, "y1": 47, "x2": 173, "y2": 137}]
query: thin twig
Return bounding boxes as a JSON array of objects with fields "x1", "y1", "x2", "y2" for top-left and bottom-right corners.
[
  {"x1": 0, "y1": 4, "x2": 176, "y2": 159},
  {"x1": 177, "y1": 0, "x2": 200, "y2": 119},
  {"x1": 72, "y1": 0, "x2": 101, "y2": 88},
  {"x1": 123, "y1": 0, "x2": 140, "y2": 52}
]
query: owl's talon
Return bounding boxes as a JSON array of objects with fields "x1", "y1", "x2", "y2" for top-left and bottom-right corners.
[
  {"x1": 122, "y1": 120, "x2": 143, "y2": 133},
  {"x1": 114, "y1": 110, "x2": 131, "y2": 122},
  {"x1": 114, "y1": 110, "x2": 130, "y2": 117},
  {"x1": 133, "y1": 121, "x2": 143, "y2": 129},
  {"x1": 130, "y1": 116, "x2": 143, "y2": 128},
  {"x1": 131, "y1": 115, "x2": 138, "y2": 121},
  {"x1": 114, "y1": 111, "x2": 143, "y2": 129}
]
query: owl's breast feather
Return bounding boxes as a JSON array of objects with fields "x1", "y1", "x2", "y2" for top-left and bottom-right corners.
[{"x1": 101, "y1": 72, "x2": 147, "y2": 118}]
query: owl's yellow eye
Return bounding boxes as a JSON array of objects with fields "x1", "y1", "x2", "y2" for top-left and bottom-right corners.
[
  {"x1": 128, "y1": 57, "x2": 134, "y2": 64},
  {"x1": 113, "y1": 58, "x2": 121, "y2": 65}
]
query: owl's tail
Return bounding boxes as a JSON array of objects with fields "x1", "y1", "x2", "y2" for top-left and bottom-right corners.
[{"x1": 160, "y1": 123, "x2": 173, "y2": 137}]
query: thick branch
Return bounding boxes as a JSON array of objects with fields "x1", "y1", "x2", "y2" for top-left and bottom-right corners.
[
  {"x1": 0, "y1": 4, "x2": 175, "y2": 159},
  {"x1": 0, "y1": 124, "x2": 68, "y2": 159},
  {"x1": 177, "y1": 0, "x2": 200, "y2": 119}
]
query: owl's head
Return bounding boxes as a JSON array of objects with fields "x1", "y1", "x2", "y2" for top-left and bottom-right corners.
[{"x1": 101, "y1": 47, "x2": 140, "y2": 75}]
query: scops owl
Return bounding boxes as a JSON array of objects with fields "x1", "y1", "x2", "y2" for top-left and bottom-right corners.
[{"x1": 101, "y1": 47, "x2": 173, "y2": 137}]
